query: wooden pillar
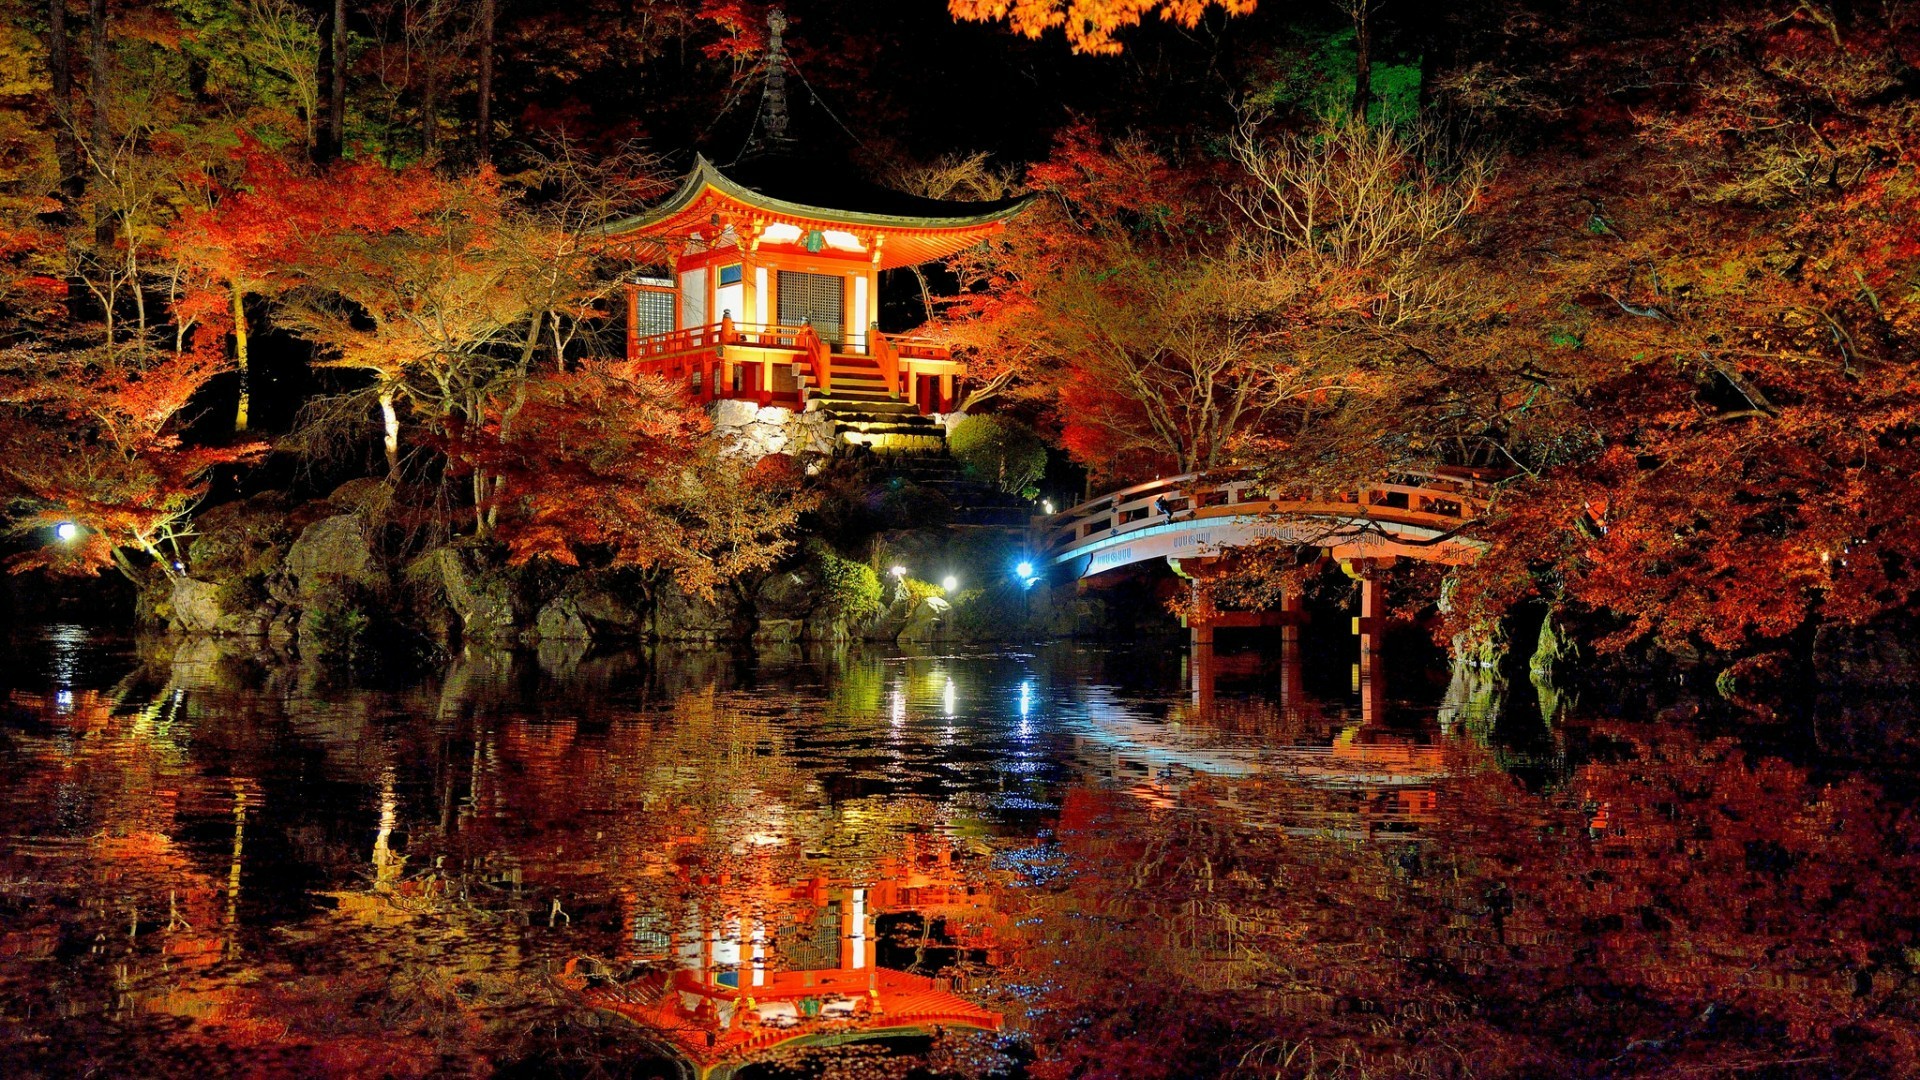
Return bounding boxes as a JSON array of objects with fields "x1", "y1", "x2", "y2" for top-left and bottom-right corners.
[
  {"x1": 1280, "y1": 581, "x2": 1304, "y2": 645},
  {"x1": 1354, "y1": 558, "x2": 1388, "y2": 677},
  {"x1": 1360, "y1": 662, "x2": 1385, "y2": 725},
  {"x1": 939, "y1": 373, "x2": 955, "y2": 413},
  {"x1": 1188, "y1": 576, "x2": 1214, "y2": 648},
  {"x1": 1191, "y1": 639, "x2": 1216, "y2": 711},
  {"x1": 1278, "y1": 632, "x2": 1303, "y2": 719},
  {"x1": 759, "y1": 357, "x2": 774, "y2": 407}
]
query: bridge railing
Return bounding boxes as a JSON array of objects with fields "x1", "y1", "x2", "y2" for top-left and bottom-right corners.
[{"x1": 1039, "y1": 469, "x2": 1497, "y2": 560}]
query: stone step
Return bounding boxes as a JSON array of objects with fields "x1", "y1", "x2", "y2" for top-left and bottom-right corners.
[
  {"x1": 843, "y1": 431, "x2": 947, "y2": 454},
  {"x1": 812, "y1": 387, "x2": 897, "y2": 403},
  {"x1": 813, "y1": 398, "x2": 919, "y2": 416},
  {"x1": 836, "y1": 427, "x2": 942, "y2": 444}
]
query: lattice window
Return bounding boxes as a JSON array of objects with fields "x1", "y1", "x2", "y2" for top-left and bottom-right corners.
[{"x1": 777, "y1": 270, "x2": 843, "y2": 343}]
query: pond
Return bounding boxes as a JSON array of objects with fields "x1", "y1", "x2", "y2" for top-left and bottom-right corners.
[{"x1": 2, "y1": 628, "x2": 1916, "y2": 1078}]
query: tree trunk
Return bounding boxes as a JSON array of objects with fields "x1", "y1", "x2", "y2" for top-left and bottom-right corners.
[
  {"x1": 86, "y1": 0, "x2": 108, "y2": 153},
  {"x1": 327, "y1": 0, "x2": 346, "y2": 159},
  {"x1": 87, "y1": 0, "x2": 110, "y2": 243},
  {"x1": 48, "y1": 0, "x2": 80, "y2": 197},
  {"x1": 475, "y1": 0, "x2": 494, "y2": 161},
  {"x1": 1416, "y1": 5, "x2": 1450, "y2": 113},
  {"x1": 1351, "y1": 1, "x2": 1373, "y2": 122},
  {"x1": 315, "y1": 4, "x2": 332, "y2": 161},
  {"x1": 379, "y1": 388, "x2": 400, "y2": 477},
  {"x1": 421, "y1": 51, "x2": 438, "y2": 155},
  {"x1": 231, "y1": 283, "x2": 251, "y2": 433}
]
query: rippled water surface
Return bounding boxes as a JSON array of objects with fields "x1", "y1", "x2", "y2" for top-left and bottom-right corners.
[{"x1": 4, "y1": 629, "x2": 1918, "y2": 1078}]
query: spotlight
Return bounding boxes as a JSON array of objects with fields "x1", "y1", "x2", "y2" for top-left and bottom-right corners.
[
  {"x1": 890, "y1": 565, "x2": 908, "y2": 578},
  {"x1": 942, "y1": 575, "x2": 958, "y2": 592},
  {"x1": 1015, "y1": 561, "x2": 1034, "y2": 579},
  {"x1": 1042, "y1": 500, "x2": 1055, "y2": 515},
  {"x1": 55, "y1": 522, "x2": 80, "y2": 543}
]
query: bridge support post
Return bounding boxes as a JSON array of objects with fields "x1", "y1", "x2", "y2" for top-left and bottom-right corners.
[
  {"x1": 1278, "y1": 632, "x2": 1303, "y2": 720},
  {"x1": 1280, "y1": 584, "x2": 1304, "y2": 646},
  {"x1": 1360, "y1": 564, "x2": 1382, "y2": 662},
  {"x1": 1187, "y1": 576, "x2": 1215, "y2": 648},
  {"x1": 1190, "y1": 640, "x2": 1215, "y2": 711}
]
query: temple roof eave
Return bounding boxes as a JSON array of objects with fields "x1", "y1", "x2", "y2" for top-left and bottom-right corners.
[{"x1": 597, "y1": 155, "x2": 1036, "y2": 242}]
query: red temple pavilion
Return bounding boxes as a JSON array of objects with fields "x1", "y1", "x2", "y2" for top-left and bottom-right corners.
[
  {"x1": 596, "y1": 11, "x2": 1031, "y2": 440},
  {"x1": 601, "y1": 155, "x2": 1030, "y2": 419}
]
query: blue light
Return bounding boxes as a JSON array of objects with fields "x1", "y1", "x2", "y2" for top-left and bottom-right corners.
[
  {"x1": 1015, "y1": 561, "x2": 1034, "y2": 579},
  {"x1": 54, "y1": 522, "x2": 79, "y2": 543}
]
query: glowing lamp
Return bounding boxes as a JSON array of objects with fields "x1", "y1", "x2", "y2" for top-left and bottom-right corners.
[
  {"x1": 890, "y1": 565, "x2": 908, "y2": 578},
  {"x1": 1042, "y1": 500, "x2": 1055, "y2": 515},
  {"x1": 942, "y1": 575, "x2": 958, "y2": 592},
  {"x1": 55, "y1": 522, "x2": 80, "y2": 543},
  {"x1": 1016, "y1": 561, "x2": 1034, "y2": 579}
]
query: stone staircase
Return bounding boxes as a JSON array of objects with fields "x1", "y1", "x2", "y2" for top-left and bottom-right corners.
[
  {"x1": 806, "y1": 354, "x2": 1035, "y2": 527},
  {"x1": 808, "y1": 354, "x2": 946, "y2": 455}
]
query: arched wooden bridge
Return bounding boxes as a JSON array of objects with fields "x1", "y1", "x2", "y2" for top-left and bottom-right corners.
[{"x1": 1037, "y1": 469, "x2": 1498, "y2": 579}]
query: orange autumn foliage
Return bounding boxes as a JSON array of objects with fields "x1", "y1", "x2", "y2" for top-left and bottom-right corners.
[{"x1": 948, "y1": 0, "x2": 1258, "y2": 55}]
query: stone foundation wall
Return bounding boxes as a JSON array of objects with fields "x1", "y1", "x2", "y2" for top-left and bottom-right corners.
[{"x1": 710, "y1": 400, "x2": 836, "y2": 459}]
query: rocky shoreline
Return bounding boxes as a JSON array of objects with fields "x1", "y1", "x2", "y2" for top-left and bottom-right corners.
[{"x1": 135, "y1": 480, "x2": 1123, "y2": 664}]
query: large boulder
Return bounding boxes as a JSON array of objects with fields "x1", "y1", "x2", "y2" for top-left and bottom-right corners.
[
  {"x1": 168, "y1": 576, "x2": 256, "y2": 635},
  {"x1": 756, "y1": 568, "x2": 818, "y2": 620},
  {"x1": 533, "y1": 582, "x2": 645, "y2": 643},
  {"x1": 1813, "y1": 620, "x2": 1919, "y2": 691},
  {"x1": 535, "y1": 598, "x2": 592, "y2": 641},
  {"x1": 866, "y1": 593, "x2": 915, "y2": 642},
  {"x1": 898, "y1": 595, "x2": 951, "y2": 644},
  {"x1": 285, "y1": 513, "x2": 382, "y2": 595},
  {"x1": 653, "y1": 583, "x2": 746, "y2": 642},
  {"x1": 804, "y1": 605, "x2": 854, "y2": 643}
]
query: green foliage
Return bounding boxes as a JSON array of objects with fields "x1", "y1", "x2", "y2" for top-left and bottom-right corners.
[
  {"x1": 901, "y1": 577, "x2": 947, "y2": 603},
  {"x1": 947, "y1": 414, "x2": 1046, "y2": 496},
  {"x1": 300, "y1": 582, "x2": 372, "y2": 659},
  {"x1": 805, "y1": 539, "x2": 882, "y2": 623},
  {"x1": 1247, "y1": 26, "x2": 1421, "y2": 128}
]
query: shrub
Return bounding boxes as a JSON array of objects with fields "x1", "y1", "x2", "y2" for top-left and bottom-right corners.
[
  {"x1": 902, "y1": 577, "x2": 948, "y2": 603},
  {"x1": 806, "y1": 539, "x2": 883, "y2": 623},
  {"x1": 948, "y1": 414, "x2": 1047, "y2": 496}
]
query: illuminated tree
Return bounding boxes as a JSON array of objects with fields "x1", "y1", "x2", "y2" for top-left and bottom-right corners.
[{"x1": 947, "y1": 0, "x2": 1257, "y2": 56}]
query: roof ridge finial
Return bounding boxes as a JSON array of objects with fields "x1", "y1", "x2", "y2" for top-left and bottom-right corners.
[{"x1": 756, "y1": 8, "x2": 793, "y2": 151}]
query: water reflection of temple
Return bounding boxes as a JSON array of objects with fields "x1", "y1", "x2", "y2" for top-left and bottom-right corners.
[{"x1": 575, "y1": 834, "x2": 1003, "y2": 1077}]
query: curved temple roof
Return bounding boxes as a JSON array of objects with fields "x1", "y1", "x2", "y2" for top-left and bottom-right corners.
[{"x1": 599, "y1": 155, "x2": 1035, "y2": 270}]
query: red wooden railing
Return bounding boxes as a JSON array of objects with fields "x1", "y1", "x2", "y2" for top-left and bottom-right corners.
[{"x1": 625, "y1": 320, "x2": 960, "y2": 409}]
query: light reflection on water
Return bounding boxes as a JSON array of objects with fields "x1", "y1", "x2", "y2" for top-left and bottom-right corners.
[{"x1": 2, "y1": 631, "x2": 1917, "y2": 1078}]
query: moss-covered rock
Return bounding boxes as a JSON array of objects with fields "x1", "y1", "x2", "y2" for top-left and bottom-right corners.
[
  {"x1": 409, "y1": 546, "x2": 522, "y2": 646},
  {"x1": 653, "y1": 582, "x2": 747, "y2": 643},
  {"x1": 1529, "y1": 606, "x2": 1580, "y2": 683}
]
